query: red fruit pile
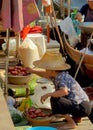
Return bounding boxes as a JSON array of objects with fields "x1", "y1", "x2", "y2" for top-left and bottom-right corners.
[
  {"x1": 8, "y1": 66, "x2": 31, "y2": 76},
  {"x1": 24, "y1": 107, "x2": 51, "y2": 119}
]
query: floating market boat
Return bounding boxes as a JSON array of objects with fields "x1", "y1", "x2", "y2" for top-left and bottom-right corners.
[{"x1": 63, "y1": 33, "x2": 93, "y2": 80}]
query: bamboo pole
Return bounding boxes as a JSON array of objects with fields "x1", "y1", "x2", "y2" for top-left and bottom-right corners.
[
  {"x1": 67, "y1": 0, "x2": 71, "y2": 16},
  {"x1": 60, "y1": 0, "x2": 65, "y2": 19},
  {"x1": 51, "y1": 0, "x2": 65, "y2": 54},
  {"x1": 4, "y1": 28, "x2": 10, "y2": 98}
]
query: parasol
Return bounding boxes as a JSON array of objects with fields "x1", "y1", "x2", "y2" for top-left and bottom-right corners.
[
  {"x1": 0, "y1": 0, "x2": 40, "y2": 96},
  {"x1": 1, "y1": 0, "x2": 40, "y2": 32}
]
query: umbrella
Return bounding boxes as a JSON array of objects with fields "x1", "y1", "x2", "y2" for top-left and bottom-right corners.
[
  {"x1": 1, "y1": 0, "x2": 40, "y2": 32},
  {"x1": 0, "y1": 0, "x2": 40, "y2": 96}
]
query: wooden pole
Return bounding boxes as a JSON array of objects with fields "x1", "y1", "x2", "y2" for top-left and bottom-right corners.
[
  {"x1": 4, "y1": 28, "x2": 10, "y2": 97},
  {"x1": 51, "y1": 0, "x2": 65, "y2": 55},
  {"x1": 60, "y1": 0, "x2": 65, "y2": 19},
  {"x1": 67, "y1": 0, "x2": 71, "y2": 16}
]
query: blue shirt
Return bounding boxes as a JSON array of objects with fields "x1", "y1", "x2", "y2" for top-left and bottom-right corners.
[
  {"x1": 53, "y1": 71, "x2": 89, "y2": 104},
  {"x1": 79, "y1": 4, "x2": 93, "y2": 22}
]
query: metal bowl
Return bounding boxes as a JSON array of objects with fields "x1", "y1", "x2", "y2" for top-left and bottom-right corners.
[
  {"x1": 8, "y1": 74, "x2": 32, "y2": 85},
  {"x1": 79, "y1": 22, "x2": 93, "y2": 34}
]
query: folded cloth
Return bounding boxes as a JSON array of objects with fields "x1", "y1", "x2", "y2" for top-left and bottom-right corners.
[
  {"x1": 20, "y1": 26, "x2": 42, "y2": 40},
  {"x1": 20, "y1": 25, "x2": 31, "y2": 40},
  {"x1": 29, "y1": 26, "x2": 43, "y2": 34}
]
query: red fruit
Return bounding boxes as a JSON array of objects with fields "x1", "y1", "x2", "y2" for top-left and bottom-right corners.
[
  {"x1": 10, "y1": 70, "x2": 19, "y2": 75},
  {"x1": 30, "y1": 114, "x2": 37, "y2": 119},
  {"x1": 35, "y1": 109, "x2": 42, "y2": 114},
  {"x1": 21, "y1": 68, "x2": 27, "y2": 72},
  {"x1": 40, "y1": 112, "x2": 46, "y2": 117},
  {"x1": 28, "y1": 111, "x2": 34, "y2": 115},
  {"x1": 18, "y1": 71, "x2": 27, "y2": 76},
  {"x1": 28, "y1": 107, "x2": 36, "y2": 113},
  {"x1": 36, "y1": 112, "x2": 45, "y2": 117}
]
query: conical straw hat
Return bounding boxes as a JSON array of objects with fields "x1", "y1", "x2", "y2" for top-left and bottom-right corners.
[{"x1": 33, "y1": 51, "x2": 71, "y2": 70}]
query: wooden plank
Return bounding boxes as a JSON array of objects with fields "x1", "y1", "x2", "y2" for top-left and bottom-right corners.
[{"x1": 0, "y1": 88, "x2": 15, "y2": 130}]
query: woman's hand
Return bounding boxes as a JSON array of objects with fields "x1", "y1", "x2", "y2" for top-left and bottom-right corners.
[
  {"x1": 75, "y1": 12, "x2": 83, "y2": 22},
  {"x1": 40, "y1": 93, "x2": 51, "y2": 104},
  {"x1": 25, "y1": 67, "x2": 33, "y2": 73}
]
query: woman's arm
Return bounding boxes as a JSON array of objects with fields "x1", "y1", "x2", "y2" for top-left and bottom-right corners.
[
  {"x1": 26, "y1": 67, "x2": 52, "y2": 79},
  {"x1": 41, "y1": 87, "x2": 68, "y2": 104}
]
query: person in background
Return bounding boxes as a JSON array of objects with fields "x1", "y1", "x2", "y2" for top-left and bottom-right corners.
[
  {"x1": 7, "y1": 88, "x2": 19, "y2": 108},
  {"x1": 76, "y1": 0, "x2": 93, "y2": 22},
  {"x1": 26, "y1": 51, "x2": 92, "y2": 129},
  {"x1": 7, "y1": 88, "x2": 16, "y2": 108},
  {"x1": 75, "y1": 0, "x2": 93, "y2": 48}
]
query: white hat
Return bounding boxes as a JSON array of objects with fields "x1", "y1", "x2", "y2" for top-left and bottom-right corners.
[{"x1": 33, "y1": 51, "x2": 71, "y2": 70}]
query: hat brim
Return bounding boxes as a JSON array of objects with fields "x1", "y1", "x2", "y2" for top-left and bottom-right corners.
[
  {"x1": 33, "y1": 50, "x2": 71, "y2": 71},
  {"x1": 34, "y1": 60, "x2": 71, "y2": 70}
]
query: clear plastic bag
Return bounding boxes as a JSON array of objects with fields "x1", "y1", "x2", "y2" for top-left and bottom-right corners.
[
  {"x1": 19, "y1": 37, "x2": 40, "y2": 68},
  {"x1": 59, "y1": 16, "x2": 79, "y2": 46}
]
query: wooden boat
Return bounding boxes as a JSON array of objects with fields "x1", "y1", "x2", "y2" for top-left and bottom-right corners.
[{"x1": 63, "y1": 33, "x2": 93, "y2": 80}]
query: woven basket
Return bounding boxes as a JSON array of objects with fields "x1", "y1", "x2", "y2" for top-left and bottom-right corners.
[
  {"x1": 23, "y1": 108, "x2": 52, "y2": 126},
  {"x1": 25, "y1": 115, "x2": 52, "y2": 126},
  {"x1": 8, "y1": 74, "x2": 32, "y2": 85}
]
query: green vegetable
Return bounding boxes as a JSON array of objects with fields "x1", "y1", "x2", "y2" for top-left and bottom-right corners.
[
  {"x1": 9, "y1": 107, "x2": 22, "y2": 124},
  {"x1": 11, "y1": 112, "x2": 22, "y2": 124}
]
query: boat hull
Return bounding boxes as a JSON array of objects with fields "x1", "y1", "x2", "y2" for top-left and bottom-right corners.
[{"x1": 63, "y1": 34, "x2": 93, "y2": 80}]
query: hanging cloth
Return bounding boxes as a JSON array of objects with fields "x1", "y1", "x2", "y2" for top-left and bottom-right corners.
[{"x1": 1, "y1": 0, "x2": 40, "y2": 32}]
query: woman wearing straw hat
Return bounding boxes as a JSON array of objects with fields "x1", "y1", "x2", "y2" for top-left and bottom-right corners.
[{"x1": 26, "y1": 51, "x2": 92, "y2": 129}]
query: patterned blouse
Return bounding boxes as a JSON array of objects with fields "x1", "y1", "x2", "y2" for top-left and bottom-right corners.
[{"x1": 52, "y1": 71, "x2": 89, "y2": 104}]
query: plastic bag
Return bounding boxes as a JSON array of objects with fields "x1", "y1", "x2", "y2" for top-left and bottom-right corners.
[
  {"x1": 59, "y1": 16, "x2": 79, "y2": 46},
  {"x1": 18, "y1": 97, "x2": 33, "y2": 112},
  {"x1": 2, "y1": 39, "x2": 16, "y2": 56},
  {"x1": 19, "y1": 37, "x2": 40, "y2": 68}
]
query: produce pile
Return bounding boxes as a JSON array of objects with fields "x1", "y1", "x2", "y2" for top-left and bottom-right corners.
[
  {"x1": 8, "y1": 66, "x2": 31, "y2": 76},
  {"x1": 24, "y1": 107, "x2": 52, "y2": 119}
]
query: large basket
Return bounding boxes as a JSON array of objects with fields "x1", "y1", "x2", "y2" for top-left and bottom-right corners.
[
  {"x1": 23, "y1": 108, "x2": 52, "y2": 126},
  {"x1": 8, "y1": 74, "x2": 32, "y2": 85},
  {"x1": 26, "y1": 116, "x2": 52, "y2": 126}
]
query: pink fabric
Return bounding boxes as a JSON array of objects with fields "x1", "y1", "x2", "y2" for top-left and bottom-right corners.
[
  {"x1": 23, "y1": 0, "x2": 40, "y2": 26},
  {"x1": 1, "y1": 0, "x2": 40, "y2": 32},
  {"x1": 12, "y1": 0, "x2": 24, "y2": 32},
  {"x1": 1, "y1": 0, "x2": 11, "y2": 28}
]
